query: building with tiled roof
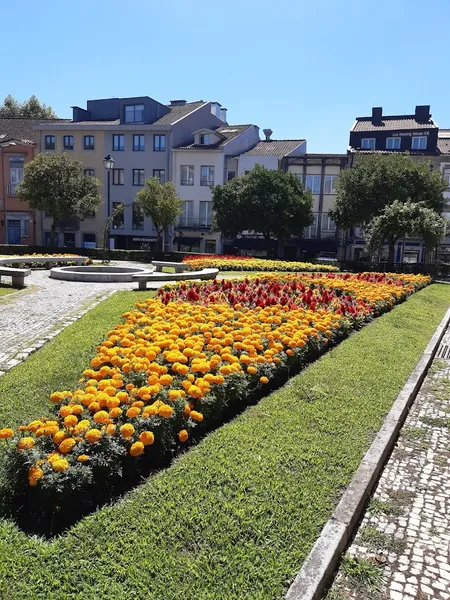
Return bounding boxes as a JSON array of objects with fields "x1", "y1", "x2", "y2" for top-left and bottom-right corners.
[
  {"x1": 240, "y1": 138, "x2": 305, "y2": 158},
  {"x1": 349, "y1": 106, "x2": 439, "y2": 155},
  {"x1": 33, "y1": 97, "x2": 228, "y2": 250}
]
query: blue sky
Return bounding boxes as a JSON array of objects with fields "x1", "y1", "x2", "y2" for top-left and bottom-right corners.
[{"x1": 2, "y1": 0, "x2": 449, "y2": 153}]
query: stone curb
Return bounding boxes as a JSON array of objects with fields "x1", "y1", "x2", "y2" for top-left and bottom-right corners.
[{"x1": 285, "y1": 306, "x2": 450, "y2": 600}]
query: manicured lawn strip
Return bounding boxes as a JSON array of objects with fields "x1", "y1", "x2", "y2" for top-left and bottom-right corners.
[
  {"x1": 0, "y1": 286, "x2": 17, "y2": 298},
  {"x1": 0, "y1": 285, "x2": 447, "y2": 599}
]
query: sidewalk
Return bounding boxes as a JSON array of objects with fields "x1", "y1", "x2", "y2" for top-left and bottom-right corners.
[{"x1": 328, "y1": 326, "x2": 450, "y2": 599}]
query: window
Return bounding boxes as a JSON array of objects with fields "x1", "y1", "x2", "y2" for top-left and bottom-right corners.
[
  {"x1": 112, "y1": 202, "x2": 124, "y2": 229},
  {"x1": 85, "y1": 210, "x2": 95, "y2": 219},
  {"x1": 321, "y1": 213, "x2": 337, "y2": 236},
  {"x1": 153, "y1": 134, "x2": 166, "y2": 151},
  {"x1": 133, "y1": 169, "x2": 145, "y2": 186},
  {"x1": 113, "y1": 134, "x2": 124, "y2": 151},
  {"x1": 305, "y1": 175, "x2": 321, "y2": 194},
  {"x1": 84, "y1": 168, "x2": 95, "y2": 177},
  {"x1": 179, "y1": 201, "x2": 194, "y2": 227},
  {"x1": 412, "y1": 136, "x2": 427, "y2": 150},
  {"x1": 83, "y1": 233, "x2": 96, "y2": 248},
  {"x1": 22, "y1": 219, "x2": 29, "y2": 236},
  {"x1": 227, "y1": 170, "x2": 236, "y2": 181},
  {"x1": 323, "y1": 175, "x2": 338, "y2": 194},
  {"x1": 44, "y1": 231, "x2": 56, "y2": 246},
  {"x1": 361, "y1": 138, "x2": 376, "y2": 150},
  {"x1": 153, "y1": 169, "x2": 165, "y2": 183},
  {"x1": 199, "y1": 134, "x2": 210, "y2": 145},
  {"x1": 132, "y1": 203, "x2": 144, "y2": 230},
  {"x1": 63, "y1": 232, "x2": 76, "y2": 247},
  {"x1": 9, "y1": 156, "x2": 24, "y2": 184},
  {"x1": 181, "y1": 165, "x2": 194, "y2": 185},
  {"x1": 133, "y1": 134, "x2": 145, "y2": 151},
  {"x1": 443, "y1": 169, "x2": 450, "y2": 189},
  {"x1": 199, "y1": 201, "x2": 213, "y2": 227},
  {"x1": 304, "y1": 213, "x2": 319, "y2": 239},
  {"x1": 63, "y1": 135, "x2": 74, "y2": 150},
  {"x1": 205, "y1": 240, "x2": 216, "y2": 254},
  {"x1": 386, "y1": 137, "x2": 401, "y2": 150},
  {"x1": 84, "y1": 135, "x2": 95, "y2": 150},
  {"x1": 45, "y1": 135, "x2": 56, "y2": 150},
  {"x1": 124, "y1": 104, "x2": 144, "y2": 123},
  {"x1": 112, "y1": 168, "x2": 124, "y2": 185},
  {"x1": 200, "y1": 166, "x2": 215, "y2": 186}
]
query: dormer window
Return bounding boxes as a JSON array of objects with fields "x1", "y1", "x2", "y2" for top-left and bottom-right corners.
[
  {"x1": 411, "y1": 136, "x2": 427, "y2": 150},
  {"x1": 199, "y1": 134, "x2": 210, "y2": 145},
  {"x1": 361, "y1": 138, "x2": 376, "y2": 150},
  {"x1": 124, "y1": 104, "x2": 144, "y2": 123}
]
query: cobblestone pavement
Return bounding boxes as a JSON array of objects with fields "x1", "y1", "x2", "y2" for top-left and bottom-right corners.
[
  {"x1": 0, "y1": 263, "x2": 166, "y2": 375},
  {"x1": 328, "y1": 327, "x2": 450, "y2": 600}
]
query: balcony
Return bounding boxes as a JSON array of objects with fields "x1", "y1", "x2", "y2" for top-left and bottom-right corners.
[
  {"x1": 7, "y1": 183, "x2": 18, "y2": 196},
  {"x1": 176, "y1": 219, "x2": 212, "y2": 230}
]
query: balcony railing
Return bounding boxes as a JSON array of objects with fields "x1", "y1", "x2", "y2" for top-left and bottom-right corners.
[
  {"x1": 176, "y1": 219, "x2": 212, "y2": 230},
  {"x1": 7, "y1": 183, "x2": 18, "y2": 196}
]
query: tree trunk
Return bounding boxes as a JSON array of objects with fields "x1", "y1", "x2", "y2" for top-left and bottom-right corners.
[
  {"x1": 51, "y1": 218, "x2": 58, "y2": 247},
  {"x1": 387, "y1": 235, "x2": 396, "y2": 265},
  {"x1": 157, "y1": 230, "x2": 163, "y2": 252},
  {"x1": 264, "y1": 233, "x2": 273, "y2": 258}
]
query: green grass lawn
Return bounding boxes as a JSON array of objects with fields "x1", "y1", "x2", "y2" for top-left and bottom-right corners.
[
  {"x1": 0, "y1": 285, "x2": 448, "y2": 599},
  {"x1": 0, "y1": 286, "x2": 17, "y2": 298}
]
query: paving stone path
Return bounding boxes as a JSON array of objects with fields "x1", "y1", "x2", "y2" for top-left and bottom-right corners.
[
  {"x1": 328, "y1": 326, "x2": 450, "y2": 600},
  {"x1": 0, "y1": 263, "x2": 164, "y2": 375}
]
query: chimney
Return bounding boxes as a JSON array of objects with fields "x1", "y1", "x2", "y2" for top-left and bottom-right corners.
[
  {"x1": 220, "y1": 108, "x2": 228, "y2": 123},
  {"x1": 170, "y1": 100, "x2": 187, "y2": 106},
  {"x1": 263, "y1": 128, "x2": 273, "y2": 141},
  {"x1": 371, "y1": 107, "x2": 383, "y2": 125},
  {"x1": 415, "y1": 105, "x2": 431, "y2": 122}
]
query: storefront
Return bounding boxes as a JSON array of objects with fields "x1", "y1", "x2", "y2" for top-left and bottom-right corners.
[{"x1": 111, "y1": 235, "x2": 158, "y2": 250}]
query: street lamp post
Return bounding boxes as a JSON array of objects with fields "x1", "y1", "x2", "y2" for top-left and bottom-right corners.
[{"x1": 103, "y1": 154, "x2": 115, "y2": 248}]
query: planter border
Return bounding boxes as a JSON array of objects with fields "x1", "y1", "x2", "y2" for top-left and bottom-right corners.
[{"x1": 285, "y1": 305, "x2": 450, "y2": 600}]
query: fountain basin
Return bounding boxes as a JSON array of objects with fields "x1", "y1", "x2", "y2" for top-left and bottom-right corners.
[{"x1": 50, "y1": 265, "x2": 154, "y2": 283}]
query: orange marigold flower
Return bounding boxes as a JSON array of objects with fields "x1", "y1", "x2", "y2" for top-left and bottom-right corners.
[
  {"x1": 106, "y1": 424, "x2": 117, "y2": 435},
  {"x1": 158, "y1": 404, "x2": 173, "y2": 418},
  {"x1": 126, "y1": 407, "x2": 141, "y2": 418},
  {"x1": 50, "y1": 392, "x2": 64, "y2": 404},
  {"x1": 178, "y1": 429, "x2": 189, "y2": 442},
  {"x1": 53, "y1": 431, "x2": 67, "y2": 445},
  {"x1": 120, "y1": 423, "x2": 135, "y2": 439},
  {"x1": 93, "y1": 410, "x2": 110, "y2": 424},
  {"x1": 52, "y1": 458, "x2": 69, "y2": 472},
  {"x1": 190, "y1": 411, "x2": 204, "y2": 423},
  {"x1": 71, "y1": 404, "x2": 84, "y2": 415},
  {"x1": 85, "y1": 429, "x2": 102, "y2": 443},
  {"x1": 17, "y1": 437, "x2": 35, "y2": 450},
  {"x1": 130, "y1": 441, "x2": 145, "y2": 457},
  {"x1": 247, "y1": 366, "x2": 257, "y2": 374},
  {"x1": 260, "y1": 376, "x2": 269, "y2": 384},
  {"x1": 64, "y1": 414, "x2": 78, "y2": 428},
  {"x1": 106, "y1": 397, "x2": 121, "y2": 409},
  {"x1": 59, "y1": 438, "x2": 76, "y2": 455},
  {"x1": 28, "y1": 465, "x2": 44, "y2": 486},
  {"x1": 139, "y1": 431, "x2": 155, "y2": 446},
  {"x1": 183, "y1": 404, "x2": 191, "y2": 416},
  {"x1": 59, "y1": 406, "x2": 73, "y2": 418},
  {"x1": 0, "y1": 428, "x2": 14, "y2": 439},
  {"x1": 109, "y1": 407, "x2": 123, "y2": 419},
  {"x1": 77, "y1": 454, "x2": 89, "y2": 462}
]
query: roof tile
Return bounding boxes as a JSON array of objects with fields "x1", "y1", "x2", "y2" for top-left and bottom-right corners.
[
  {"x1": 352, "y1": 116, "x2": 437, "y2": 132},
  {"x1": 241, "y1": 139, "x2": 305, "y2": 157}
]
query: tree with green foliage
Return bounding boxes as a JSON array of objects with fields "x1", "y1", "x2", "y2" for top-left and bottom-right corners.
[
  {"x1": 212, "y1": 164, "x2": 313, "y2": 255},
  {"x1": 365, "y1": 201, "x2": 446, "y2": 261},
  {"x1": 330, "y1": 153, "x2": 447, "y2": 262},
  {"x1": 136, "y1": 177, "x2": 183, "y2": 251},
  {"x1": 0, "y1": 94, "x2": 57, "y2": 119},
  {"x1": 16, "y1": 153, "x2": 102, "y2": 245}
]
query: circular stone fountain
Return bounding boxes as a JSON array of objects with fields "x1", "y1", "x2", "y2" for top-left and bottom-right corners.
[{"x1": 50, "y1": 265, "x2": 155, "y2": 283}]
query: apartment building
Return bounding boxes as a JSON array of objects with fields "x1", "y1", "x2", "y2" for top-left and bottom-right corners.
[
  {"x1": 347, "y1": 105, "x2": 448, "y2": 262},
  {"x1": 172, "y1": 124, "x2": 260, "y2": 254},
  {"x1": 0, "y1": 118, "x2": 72, "y2": 245},
  {"x1": 34, "y1": 96, "x2": 227, "y2": 249},
  {"x1": 284, "y1": 153, "x2": 348, "y2": 259}
]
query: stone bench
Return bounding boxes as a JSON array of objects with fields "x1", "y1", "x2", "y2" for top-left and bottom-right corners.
[
  {"x1": 133, "y1": 268, "x2": 219, "y2": 290},
  {"x1": 0, "y1": 256, "x2": 87, "y2": 269},
  {"x1": 151, "y1": 261, "x2": 187, "y2": 273},
  {"x1": 0, "y1": 266, "x2": 31, "y2": 288}
]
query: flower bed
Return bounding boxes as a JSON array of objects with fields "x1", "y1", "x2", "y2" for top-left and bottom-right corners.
[
  {"x1": 0, "y1": 272, "x2": 430, "y2": 526},
  {"x1": 183, "y1": 255, "x2": 339, "y2": 272}
]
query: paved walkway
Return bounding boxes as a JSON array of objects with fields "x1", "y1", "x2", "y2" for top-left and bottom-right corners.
[
  {"x1": 328, "y1": 326, "x2": 450, "y2": 599},
  {"x1": 0, "y1": 263, "x2": 163, "y2": 374}
]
